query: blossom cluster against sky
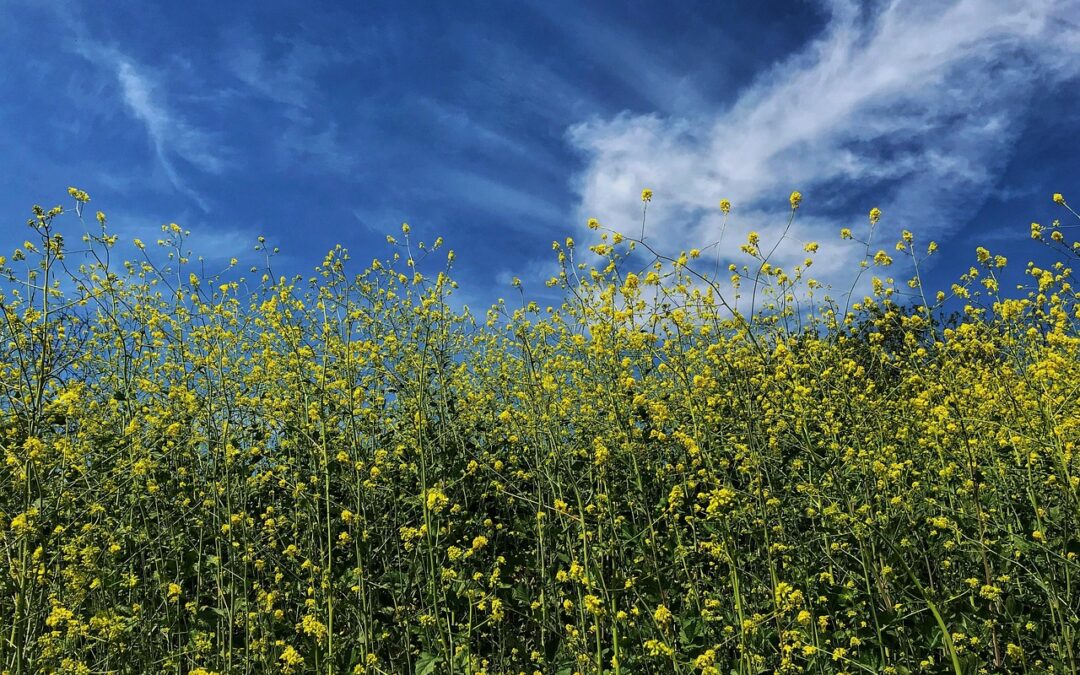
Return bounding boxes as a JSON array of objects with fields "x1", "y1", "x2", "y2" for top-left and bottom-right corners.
[{"x1": 1, "y1": 0, "x2": 1078, "y2": 308}]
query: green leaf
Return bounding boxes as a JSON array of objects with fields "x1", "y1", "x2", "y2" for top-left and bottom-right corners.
[{"x1": 415, "y1": 651, "x2": 440, "y2": 675}]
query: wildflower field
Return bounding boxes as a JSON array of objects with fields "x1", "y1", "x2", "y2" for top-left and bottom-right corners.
[{"x1": 2, "y1": 188, "x2": 1079, "y2": 675}]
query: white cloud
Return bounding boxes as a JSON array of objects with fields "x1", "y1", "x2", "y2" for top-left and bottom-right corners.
[
  {"x1": 437, "y1": 169, "x2": 567, "y2": 228},
  {"x1": 114, "y1": 61, "x2": 227, "y2": 169},
  {"x1": 221, "y1": 28, "x2": 367, "y2": 174},
  {"x1": 568, "y1": 0, "x2": 1080, "y2": 305},
  {"x1": 74, "y1": 44, "x2": 228, "y2": 211},
  {"x1": 276, "y1": 121, "x2": 358, "y2": 175},
  {"x1": 221, "y1": 29, "x2": 337, "y2": 114}
]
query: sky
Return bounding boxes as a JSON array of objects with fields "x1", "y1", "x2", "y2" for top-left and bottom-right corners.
[{"x1": 1, "y1": 0, "x2": 1078, "y2": 312}]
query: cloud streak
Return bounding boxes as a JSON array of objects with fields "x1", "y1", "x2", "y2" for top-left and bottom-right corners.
[
  {"x1": 568, "y1": 0, "x2": 1080, "y2": 299},
  {"x1": 74, "y1": 43, "x2": 228, "y2": 211}
]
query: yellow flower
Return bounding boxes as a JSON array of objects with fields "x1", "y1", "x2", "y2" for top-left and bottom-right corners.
[
  {"x1": 979, "y1": 584, "x2": 1001, "y2": 601},
  {"x1": 641, "y1": 188, "x2": 653, "y2": 203},
  {"x1": 11, "y1": 509, "x2": 36, "y2": 533},
  {"x1": 873, "y1": 250, "x2": 893, "y2": 266},
  {"x1": 299, "y1": 614, "x2": 328, "y2": 640},
  {"x1": 1052, "y1": 193, "x2": 1065, "y2": 205},
  {"x1": 789, "y1": 191, "x2": 802, "y2": 210},
  {"x1": 694, "y1": 649, "x2": 717, "y2": 669},
  {"x1": 279, "y1": 645, "x2": 304, "y2": 667},
  {"x1": 583, "y1": 594, "x2": 603, "y2": 615},
  {"x1": 425, "y1": 487, "x2": 449, "y2": 513},
  {"x1": 719, "y1": 199, "x2": 731, "y2": 214},
  {"x1": 869, "y1": 207, "x2": 882, "y2": 224},
  {"x1": 644, "y1": 639, "x2": 674, "y2": 657}
]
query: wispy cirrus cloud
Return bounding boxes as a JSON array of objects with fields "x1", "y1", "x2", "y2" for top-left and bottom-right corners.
[
  {"x1": 568, "y1": 0, "x2": 1080, "y2": 297},
  {"x1": 73, "y1": 42, "x2": 229, "y2": 211},
  {"x1": 220, "y1": 26, "x2": 364, "y2": 174},
  {"x1": 221, "y1": 28, "x2": 337, "y2": 114}
]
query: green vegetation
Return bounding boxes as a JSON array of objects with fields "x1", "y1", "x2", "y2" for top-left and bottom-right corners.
[{"x1": 1, "y1": 188, "x2": 1078, "y2": 673}]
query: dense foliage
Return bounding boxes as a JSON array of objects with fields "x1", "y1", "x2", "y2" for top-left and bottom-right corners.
[{"x1": 1, "y1": 189, "x2": 1079, "y2": 674}]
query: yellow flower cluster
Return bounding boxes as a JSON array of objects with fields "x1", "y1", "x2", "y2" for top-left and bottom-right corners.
[{"x1": 1, "y1": 187, "x2": 1079, "y2": 673}]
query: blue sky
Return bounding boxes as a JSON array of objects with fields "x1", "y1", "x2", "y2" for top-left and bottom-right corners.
[{"x1": 1, "y1": 0, "x2": 1078, "y2": 310}]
